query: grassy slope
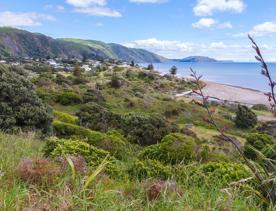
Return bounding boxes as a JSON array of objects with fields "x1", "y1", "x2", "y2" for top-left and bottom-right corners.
[
  {"x1": 1, "y1": 66, "x2": 274, "y2": 210},
  {"x1": 0, "y1": 132, "x2": 262, "y2": 210}
]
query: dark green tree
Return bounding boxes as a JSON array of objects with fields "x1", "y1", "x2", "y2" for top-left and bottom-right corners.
[
  {"x1": 130, "y1": 60, "x2": 135, "y2": 67},
  {"x1": 235, "y1": 105, "x2": 257, "y2": 129},
  {"x1": 147, "y1": 64, "x2": 154, "y2": 71},
  {"x1": 0, "y1": 65, "x2": 53, "y2": 135},
  {"x1": 170, "y1": 65, "x2": 177, "y2": 76}
]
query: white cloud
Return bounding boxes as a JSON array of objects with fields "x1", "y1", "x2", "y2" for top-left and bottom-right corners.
[
  {"x1": 75, "y1": 7, "x2": 121, "y2": 17},
  {"x1": 194, "y1": 0, "x2": 246, "y2": 16},
  {"x1": 124, "y1": 38, "x2": 276, "y2": 61},
  {"x1": 66, "y1": 0, "x2": 121, "y2": 17},
  {"x1": 0, "y1": 11, "x2": 55, "y2": 27},
  {"x1": 192, "y1": 18, "x2": 216, "y2": 29},
  {"x1": 66, "y1": 0, "x2": 106, "y2": 7},
  {"x1": 192, "y1": 18, "x2": 232, "y2": 29},
  {"x1": 129, "y1": 0, "x2": 167, "y2": 3},
  {"x1": 234, "y1": 22, "x2": 276, "y2": 37},
  {"x1": 218, "y1": 21, "x2": 233, "y2": 29},
  {"x1": 44, "y1": 5, "x2": 65, "y2": 11}
]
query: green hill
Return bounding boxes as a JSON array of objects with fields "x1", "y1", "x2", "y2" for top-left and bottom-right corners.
[{"x1": 0, "y1": 27, "x2": 167, "y2": 63}]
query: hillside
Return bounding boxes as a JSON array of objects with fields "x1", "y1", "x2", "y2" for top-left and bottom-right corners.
[
  {"x1": 0, "y1": 27, "x2": 166, "y2": 63},
  {"x1": 0, "y1": 63, "x2": 275, "y2": 210}
]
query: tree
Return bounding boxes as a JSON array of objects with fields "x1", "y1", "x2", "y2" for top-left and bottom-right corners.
[
  {"x1": 73, "y1": 64, "x2": 82, "y2": 78},
  {"x1": 0, "y1": 65, "x2": 53, "y2": 135},
  {"x1": 235, "y1": 105, "x2": 257, "y2": 129},
  {"x1": 147, "y1": 64, "x2": 154, "y2": 71},
  {"x1": 170, "y1": 65, "x2": 177, "y2": 76},
  {"x1": 130, "y1": 60, "x2": 135, "y2": 67}
]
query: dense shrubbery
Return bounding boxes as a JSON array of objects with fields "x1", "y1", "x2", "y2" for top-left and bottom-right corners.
[
  {"x1": 77, "y1": 103, "x2": 121, "y2": 132},
  {"x1": 53, "y1": 110, "x2": 77, "y2": 124},
  {"x1": 252, "y1": 104, "x2": 269, "y2": 111},
  {"x1": 140, "y1": 133, "x2": 196, "y2": 164},
  {"x1": 77, "y1": 103, "x2": 175, "y2": 145},
  {"x1": 56, "y1": 91, "x2": 82, "y2": 105},
  {"x1": 120, "y1": 113, "x2": 176, "y2": 145},
  {"x1": 244, "y1": 133, "x2": 274, "y2": 160},
  {"x1": 128, "y1": 159, "x2": 172, "y2": 181},
  {"x1": 53, "y1": 120, "x2": 127, "y2": 158},
  {"x1": 0, "y1": 65, "x2": 53, "y2": 134},
  {"x1": 176, "y1": 162, "x2": 250, "y2": 187},
  {"x1": 235, "y1": 105, "x2": 257, "y2": 129},
  {"x1": 83, "y1": 88, "x2": 105, "y2": 104},
  {"x1": 51, "y1": 140, "x2": 109, "y2": 166}
]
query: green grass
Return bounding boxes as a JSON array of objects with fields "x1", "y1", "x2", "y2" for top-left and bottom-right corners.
[{"x1": 1, "y1": 132, "x2": 274, "y2": 210}]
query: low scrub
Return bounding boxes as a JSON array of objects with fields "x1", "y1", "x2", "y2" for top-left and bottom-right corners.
[
  {"x1": 140, "y1": 133, "x2": 197, "y2": 165},
  {"x1": 128, "y1": 159, "x2": 172, "y2": 181}
]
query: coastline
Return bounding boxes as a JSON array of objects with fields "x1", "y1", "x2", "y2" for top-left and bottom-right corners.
[{"x1": 174, "y1": 77, "x2": 270, "y2": 106}]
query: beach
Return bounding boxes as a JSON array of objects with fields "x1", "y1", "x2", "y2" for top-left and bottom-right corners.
[
  {"x1": 175, "y1": 80, "x2": 271, "y2": 107},
  {"x1": 202, "y1": 81, "x2": 270, "y2": 106}
]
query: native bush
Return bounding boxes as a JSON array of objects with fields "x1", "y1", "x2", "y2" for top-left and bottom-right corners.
[
  {"x1": 83, "y1": 88, "x2": 105, "y2": 104},
  {"x1": 252, "y1": 104, "x2": 269, "y2": 111},
  {"x1": 244, "y1": 133, "x2": 274, "y2": 160},
  {"x1": 175, "y1": 162, "x2": 250, "y2": 187},
  {"x1": 120, "y1": 112, "x2": 176, "y2": 145},
  {"x1": 53, "y1": 121, "x2": 127, "y2": 158},
  {"x1": 53, "y1": 110, "x2": 77, "y2": 124},
  {"x1": 235, "y1": 105, "x2": 257, "y2": 129},
  {"x1": 51, "y1": 140, "x2": 109, "y2": 166},
  {"x1": 110, "y1": 73, "x2": 123, "y2": 88},
  {"x1": 56, "y1": 91, "x2": 82, "y2": 105},
  {"x1": 0, "y1": 65, "x2": 53, "y2": 135},
  {"x1": 128, "y1": 159, "x2": 172, "y2": 181},
  {"x1": 77, "y1": 103, "x2": 121, "y2": 132},
  {"x1": 53, "y1": 120, "x2": 106, "y2": 143},
  {"x1": 140, "y1": 133, "x2": 196, "y2": 164}
]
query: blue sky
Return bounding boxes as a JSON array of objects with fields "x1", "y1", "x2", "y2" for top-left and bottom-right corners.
[{"x1": 0, "y1": 0, "x2": 276, "y2": 61}]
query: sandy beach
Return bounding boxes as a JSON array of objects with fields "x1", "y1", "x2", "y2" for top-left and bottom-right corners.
[
  {"x1": 176, "y1": 79, "x2": 271, "y2": 106},
  {"x1": 202, "y1": 81, "x2": 270, "y2": 106}
]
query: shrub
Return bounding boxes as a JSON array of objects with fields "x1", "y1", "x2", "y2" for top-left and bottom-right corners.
[
  {"x1": 17, "y1": 157, "x2": 61, "y2": 185},
  {"x1": 128, "y1": 159, "x2": 172, "y2": 181},
  {"x1": 53, "y1": 120, "x2": 105, "y2": 143},
  {"x1": 92, "y1": 130, "x2": 127, "y2": 158},
  {"x1": 262, "y1": 144, "x2": 276, "y2": 161},
  {"x1": 235, "y1": 105, "x2": 257, "y2": 129},
  {"x1": 51, "y1": 140, "x2": 109, "y2": 166},
  {"x1": 77, "y1": 103, "x2": 121, "y2": 132},
  {"x1": 140, "y1": 133, "x2": 196, "y2": 164},
  {"x1": 244, "y1": 133, "x2": 274, "y2": 160},
  {"x1": 120, "y1": 113, "x2": 176, "y2": 145},
  {"x1": 83, "y1": 88, "x2": 105, "y2": 104},
  {"x1": 175, "y1": 162, "x2": 250, "y2": 187},
  {"x1": 0, "y1": 65, "x2": 53, "y2": 135},
  {"x1": 110, "y1": 73, "x2": 123, "y2": 88},
  {"x1": 55, "y1": 74, "x2": 72, "y2": 86},
  {"x1": 252, "y1": 104, "x2": 269, "y2": 111},
  {"x1": 52, "y1": 121, "x2": 127, "y2": 158},
  {"x1": 56, "y1": 91, "x2": 82, "y2": 105},
  {"x1": 53, "y1": 110, "x2": 77, "y2": 124}
]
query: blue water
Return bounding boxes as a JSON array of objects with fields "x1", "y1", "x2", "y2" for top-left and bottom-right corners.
[{"x1": 141, "y1": 62, "x2": 276, "y2": 92}]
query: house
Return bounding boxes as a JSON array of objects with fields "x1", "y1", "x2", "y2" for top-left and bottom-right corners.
[{"x1": 81, "y1": 64, "x2": 92, "y2": 72}]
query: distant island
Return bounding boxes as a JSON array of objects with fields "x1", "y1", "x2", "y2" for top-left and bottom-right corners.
[{"x1": 174, "y1": 56, "x2": 217, "y2": 63}]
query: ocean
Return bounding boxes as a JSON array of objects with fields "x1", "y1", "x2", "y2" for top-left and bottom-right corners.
[{"x1": 141, "y1": 62, "x2": 276, "y2": 92}]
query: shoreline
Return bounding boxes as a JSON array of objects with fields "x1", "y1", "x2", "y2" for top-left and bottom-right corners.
[{"x1": 175, "y1": 78, "x2": 270, "y2": 106}]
